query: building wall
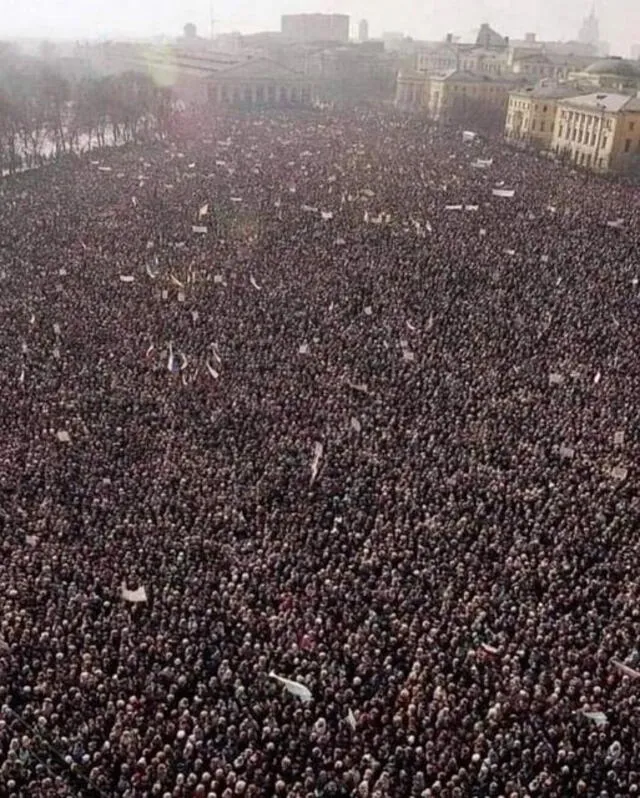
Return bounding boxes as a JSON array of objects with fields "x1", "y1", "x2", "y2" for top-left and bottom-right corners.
[
  {"x1": 207, "y1": 79, "x2": 315, "y2": 107},
  {"x1": 550, "y1": 104, "x2": 619, "y2": 171},
  {"x1": 395, "y1": 74, "x2": 428, "y2": 110},
  {"x1": 505, "y1": 94, "x2": 560, "y2": 149},
  {"x1": 427, "y1": 78, "x2": 511, "y2": 124}
]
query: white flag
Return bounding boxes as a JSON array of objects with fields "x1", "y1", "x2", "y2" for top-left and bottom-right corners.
[
  {"x1": 347, "y1": 708, "x2": 357, "y2": 730},
  {"x1": 310, "y1": 441, "x2": 323, "y2": 485},
  {"x1": 206, "y1": 360, "x2": 219, "y2": 380},
  {"x1": 199, "y1": 203, "x2": 209, "y2": 218},
  {"x1": 120, "y1": 275, "x2": 135, "y2": 283},
  {"x1": 132, "y1": 196, "x2": 137, "y2": 207},
  {"x1": 445, "y1": 204, "x2": 463, "y2": 211},
  {"x1": 321, "y1": 211, "x2": 333, "y2": 220},
  {"x1": 56, "y1": 430, "x2": 71, "y2": 443},
  {"x1": 192, "y1": 225, "x2": 207, "y2": 234},
  {"x1": 146, "y1": 263, "x2": 158, "y2": 279},
  {"x1": 582, "y1": 710, "x2": 607, "y2": 727},
  {"x1": 250, "y1": 275, "x2": 262, "y2": 291},
  {"x1": 612, "y1": 659, "x2": 640, "y2": 679},
  {"x1": 170, "y1": 274, "x2": 185, "y2": 288},
  {"x1": 492, "y1": 189, "x2": 515, "y2": 198},
  {"x1": 594, "y1": 371, "x2": 602, "y2": 385},
  {"x1": 121, "y1": 584, "x2": 147, "y2": 603},
  {"x1": 611, "y1": 466, "x2": 628, "y2": 481},
  {"x1": 350, "y1": 417, "x2": 362, "y2": 433},
  {"x1": 269, "y1": 672, "x2": 312, "y2": 703},
  {"x1": 299, "y1": 343, "x2": 310, "y2": 355}
]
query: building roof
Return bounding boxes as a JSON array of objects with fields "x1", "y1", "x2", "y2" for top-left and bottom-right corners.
[
  {"x1": 475, "y1": 24, "x2": 507, "y2": 49},
  {"x1": 560, "y1": 91, "x2": 640, "y2": 112},
  {"x1": 211, "y1": 57, "x2": 304, "y2": 81},
  {"x1": 583, "y1": 57, "x2": 640, "y2": 77},
  {"x1": 510, "y1": 82, "x2": 589, "y2": 99},
  {"x1": 432, "y1": 68, "x2": 518, "y2": 84}
]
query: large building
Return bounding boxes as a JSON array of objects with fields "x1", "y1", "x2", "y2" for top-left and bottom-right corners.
[
  {"x1": 89, "y1": 43, "x2": 317, "y2": 108},
  {"x1": 568, "y1": 57, "x2": 640, "y2": 93},
  {"x1": 396, "y1": 67, "x2": 519, "y2": 131},
  {"x1": 550, "y1": 92, "x2": 640, "y2": 172},
  {"x1": 281, "y1": 14, "x2": 350, "y2": 44},
  {"x1": 505, "y1": 83, "x2": 589, "y2": 149},
  {"x1": 413, "y1": 25, "x2": 596, "y2": 82},
  {"x1": 206, "y1": 58, "x2": 317, "y2": 107}
]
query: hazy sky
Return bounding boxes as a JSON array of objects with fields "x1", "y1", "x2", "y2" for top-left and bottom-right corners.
[{"x1": 3, "y1": 0, "x2": 640, "y2": 56}]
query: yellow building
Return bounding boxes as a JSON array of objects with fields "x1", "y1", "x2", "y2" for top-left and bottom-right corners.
[
  {"x1": 550, "y1": 92, "x2": 640, "y2": 173},
  {"x1": 425, "y1": 70, "x2": 518, "y2": 129},
  {"x1": 394, "y1": 69, "x2": 428, "y2": 111},
  {"x1": 505, "y1": 83, "x2": 588, "y2": 149}
]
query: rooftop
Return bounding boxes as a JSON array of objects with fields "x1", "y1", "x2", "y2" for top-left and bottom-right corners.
[
  {"x1": 560, "y1": 91, "x2": 640, "y2": 112},
  {"x1": 510, "y1": 82, "x2": 590, "y2": 99},
  {"x1": 583, "y1": 57, "x2": 640, "y2": 77}
]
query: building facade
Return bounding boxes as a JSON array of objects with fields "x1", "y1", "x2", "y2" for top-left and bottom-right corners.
[
  {"x1": 426, "y1": 70, "x2": 517, "y2": 128},
  {"x1": 505, "y1": 83, "x2": 588, "y2": 149},
  {"x1": 281, "y1": 14, "x2": 350, "y2": 44},
  {"x1": 396, "y1": 66, "x2": 518, "y2": 131},
  {"x1": 550, "y1": 92, "x2": 640, "y2": 172},
  {"x1": 206, "y1": 58, "x2": 317, "y2": 107}
]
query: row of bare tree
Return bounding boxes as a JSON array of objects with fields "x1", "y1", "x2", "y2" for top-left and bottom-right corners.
[{"x1": 0, "y1": 46, "x2": 175, "y2": 175}]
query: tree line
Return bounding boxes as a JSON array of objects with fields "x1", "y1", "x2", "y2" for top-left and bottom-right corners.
[{"x1": 0, "y1": 44, "x2": 176, "y2": 175}]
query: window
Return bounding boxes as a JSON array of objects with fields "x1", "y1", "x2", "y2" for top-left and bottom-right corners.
[
  {"x1": 591, "y1": 131, "x2": 596, "y2": 145},
  {"x1": 543, "y1": 105, "x2": 548, "y2": 112},
  {"x1": 624, "y1": 139, "x2": 631, "y2": 152},
  {"x1": 540, "y1": 121, "x2": 545, "y2": 132},
  {"x1": 629, "y1": 122, "x2": 635, "y2": 131},
  {"x1": 601, "y1": 136, "x2": 608, "y2": 150}
]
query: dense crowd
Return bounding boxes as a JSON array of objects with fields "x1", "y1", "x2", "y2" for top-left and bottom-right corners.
[{"x1": 0, "y1": 107, "x2": 639, "y2": 798}]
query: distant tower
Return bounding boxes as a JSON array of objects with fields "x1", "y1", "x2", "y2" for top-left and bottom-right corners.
[
  {"x1": 183, "y1": 23, "x2": 197, "y2": 39},
  {"x1": 578, "y1": 3, "x2": 599, "y2": 46},
  {"x1": 358, "y1": 19, "x2": 369, "y2": 43}
]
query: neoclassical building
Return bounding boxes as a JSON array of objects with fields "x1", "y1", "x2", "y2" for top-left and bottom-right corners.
[
  {"x1": 550, "y1": 92, "x2": 640, "y2": 173},
  {"x1": 505, "y1": 83, "x2": 589, "y2": 150},
  {"x1": 206, "y1": 58, "x2": 317, "y2": 107}
]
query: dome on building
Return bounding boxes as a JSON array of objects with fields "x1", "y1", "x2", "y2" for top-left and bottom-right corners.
[{"x1": 583, "y1": 57, "x2": 640, "y2": 77}]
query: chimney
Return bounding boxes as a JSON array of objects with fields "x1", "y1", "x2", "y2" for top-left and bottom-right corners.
[
  {"x1": 446, "y1": 33, "x2": 453, "y2": 43},
  {"x1": 504, "y1": 36, "x2": 509, "y2": 47}
]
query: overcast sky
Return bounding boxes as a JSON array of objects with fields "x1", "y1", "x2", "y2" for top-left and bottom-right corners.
[{"x1": 3, "y1": 0, "x2": 639, "y2": 56}]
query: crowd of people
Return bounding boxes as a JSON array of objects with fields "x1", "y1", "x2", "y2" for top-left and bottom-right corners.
[{"x1": 0, "y1": 106, "x2": 638, "y2": 798}]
